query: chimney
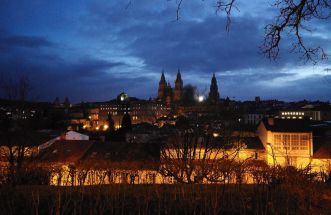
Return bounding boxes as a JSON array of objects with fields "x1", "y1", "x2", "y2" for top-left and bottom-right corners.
[{"x1": 267, "y1": 117, "x2": 274, "y2": 126}]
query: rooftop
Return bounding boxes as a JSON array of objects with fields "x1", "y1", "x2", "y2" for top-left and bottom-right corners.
[
  {"x1": 261, "y1": 118, "x2": 311, "y2": 133},
  {"x1": 38, "y1": 140, "x2": 94, "y2": 163}
]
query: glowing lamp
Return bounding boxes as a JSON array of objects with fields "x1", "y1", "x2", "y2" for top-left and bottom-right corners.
[{"x1": 198, "y1": 96, "x2": 204, "y2": 102}]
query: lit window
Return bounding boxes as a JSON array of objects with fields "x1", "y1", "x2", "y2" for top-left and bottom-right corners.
[
  {"x1": 283, "y1": 135, "x2": 291, "y2": 150},
  {"x1": 274, "y1": 135, "x2": 282, "y2": 150},
  {"x1": 300, "y1": 135, "x2": 308, "y2": 150},
  {"x1": 291, "y1": 135, "x2": 299, "y2": 150}
]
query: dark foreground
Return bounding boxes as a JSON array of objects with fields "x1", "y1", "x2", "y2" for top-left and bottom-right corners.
[{"x1": 0, "y1": 184, "x2": 331, "y2": 215}]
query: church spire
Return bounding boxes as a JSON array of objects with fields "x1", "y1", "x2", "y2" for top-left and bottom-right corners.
[
  {"x1": 174, "y1": 68, "x2": 183, "y2": 102},
  {"x1": 175, "y1": 68, "x2": 183, "y2": 84},
  {"x1": 159, "y1": 70, "x2": 166, "y2": 84},
  {"x1": 208, "y1": 73, "x2": 220, "y2": 104},
  {"x1": 158, "y1": 70, "x2": 167, "y2": 100}
]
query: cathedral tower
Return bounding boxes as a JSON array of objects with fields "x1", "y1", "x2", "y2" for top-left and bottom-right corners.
[
  {"x1": 173, "y1": 69, "x2": 183, "y2": 102},
  {"x1": 158, "y1": 71, "x2": 167, "y2": 100},
  {"x1": 166, "y1": 82, "x2": 173, "y2": 107},
  {"x1": 208, "y1": 73, "x2": 220, "y2": 104}
]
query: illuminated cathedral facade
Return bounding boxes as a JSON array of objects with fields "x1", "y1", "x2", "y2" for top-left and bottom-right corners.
[
  {"x1": 157, "y1": 69, "x2": 183, "y2": 106},
  {"x1": 157, "y1": 70, "x2": 220, "y2": 105}
]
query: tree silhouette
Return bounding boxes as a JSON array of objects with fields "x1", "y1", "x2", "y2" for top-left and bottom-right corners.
[
  {"x1": 180, "y1": 85, "x2": 197, "y2": 105},
  {"x1": 121, "y1": 113, "x2": 132, "y2": 132},
  {"x1": 0, "y1": 74, "x2": 35, "y2": 184},
  {"x1": 107, "y1": 113, "x2": 115, "y2": 132},
  {"x1": 260, "y1": 0, "x2": 330, "y2": 63}
]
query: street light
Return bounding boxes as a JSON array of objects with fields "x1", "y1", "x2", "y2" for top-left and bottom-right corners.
[{"x1": 198, "y1": 95, "x2": 204, "y2": 102}]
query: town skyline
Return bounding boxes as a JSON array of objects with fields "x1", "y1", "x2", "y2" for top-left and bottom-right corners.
[
  {"x1": 1, "y1": 1, "x2": 331, "y2": 213},
  {"x1": 2, "y1": 70, "x2": 330, "y2": 104}
]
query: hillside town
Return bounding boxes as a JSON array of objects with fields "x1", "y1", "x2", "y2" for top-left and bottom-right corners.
[{"x1": 1, "y1": 71, "x2": 331, "y2": 185}]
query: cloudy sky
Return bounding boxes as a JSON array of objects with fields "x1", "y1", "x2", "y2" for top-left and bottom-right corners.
[{"x1": 0, "y1": 0, "x2": 330, "y2": 102}]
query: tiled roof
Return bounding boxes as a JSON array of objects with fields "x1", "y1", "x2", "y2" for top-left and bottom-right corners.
[
  {"x1": 81, "y1": 142, "x2": 160, "y2": 162},
  {"x1": 261, "y1": 118, "x2": 311, "y2": 132},
  {"x1": 166, "y1": 136, "x2": 264, "y2": 150},
  {"x1": 38, "y1": 140, "x2": 94, "y2": 163},
  {"x1": 78, "y1": 142, "x2": 160, "y2": 169}
]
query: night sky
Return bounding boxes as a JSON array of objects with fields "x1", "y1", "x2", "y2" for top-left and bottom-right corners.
[{"x1": 0, "y1": 0, "x2": 330, "y2": 103}]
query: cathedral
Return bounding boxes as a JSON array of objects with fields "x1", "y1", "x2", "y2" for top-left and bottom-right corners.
[
  {"x1": 157, "y1": 69, "x2": 183, "y2": 106},
  {"x1": 208, "y1": 73, "x2": 220, "y2": 104},
  {"x1": 157, "y1": 70, "x2": 220, "y2": 105}
]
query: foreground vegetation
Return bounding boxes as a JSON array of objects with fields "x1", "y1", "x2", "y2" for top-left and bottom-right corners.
[{"x1": 0, "y1": 183, "x2": 331, "y2": 215}]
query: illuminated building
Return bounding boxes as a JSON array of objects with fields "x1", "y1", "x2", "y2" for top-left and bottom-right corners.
[
  {"x1": 279, "y1": 106, "x2": 331, "y2": 121},
  {"x1": 157, "y1": 69, "x2": 183, "y2": 105},
  {"x1": 98, "y1": 92, "x2": 169, "y2": 130},
  {"x1": 257, "y1": 118, "x2": 313, "y2": 167},
  {"x1": 37, "y1": 119, "x2": 331, "y2": 185}
]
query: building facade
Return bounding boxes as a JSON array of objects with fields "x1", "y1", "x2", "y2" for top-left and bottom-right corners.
[{"x1": 97, "y1": 92, "x2": 169, "y2": 130}]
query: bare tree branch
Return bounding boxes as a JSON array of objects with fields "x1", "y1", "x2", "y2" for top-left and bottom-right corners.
[
  {"x1": 176, "y1": 0, "x2": 184, "y2": 20},
  {"x1": 260, "y1": 0, "x2": 331, "y2": 63},
  {"x1": 172, "y1": 0, "x2": 329, "y2": 63},
  {"x1": 175, "y1": 0, "x2": 238, "y2": 31},
  {"x1": 215, "y1": 0, "x2": 238, "y2": 31}
]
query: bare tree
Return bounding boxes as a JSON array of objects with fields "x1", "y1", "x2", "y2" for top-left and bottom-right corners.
[
  {"x1": 159, "y1": 128, "x2": 211, "y2": 183},
  {"x1": 0, "y1": 74, "x2": 34, "y2": 184},
  {"x1": 261, "y1": 0, "x2": 330, "y2": 63},
  {"x1": 159, "y1": 126, "x2": 247, "y2": 184},
  {"x1": 172, "y1": 0, "x2": 329, "y2": 63}
]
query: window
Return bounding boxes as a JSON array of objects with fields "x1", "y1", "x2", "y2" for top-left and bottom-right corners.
[
  {"x1": 283, "y1": 135, "x2": 291, "y2": 150},
  {"x1": 300, "y1": 135, "x2": 309, "y2": 150},
  {"x1": 274, "y1": 135, "x2": 282, "y2": 150},
  {"x1": 291, "y1": 135, "x2": 299, "y2": 150}
]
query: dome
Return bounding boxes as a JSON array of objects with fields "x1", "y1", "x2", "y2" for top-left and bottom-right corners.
[{"x1": 117, "y1": 92, "x2": 129, "y2": 102}]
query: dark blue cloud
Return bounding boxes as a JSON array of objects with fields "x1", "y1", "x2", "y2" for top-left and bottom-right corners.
[
  {"x1": 0, "y1": 0, "x2": 330, "y2": 102},
  {"x1": 0, "y1": 34, "x2": 53, "y2": 49}
]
